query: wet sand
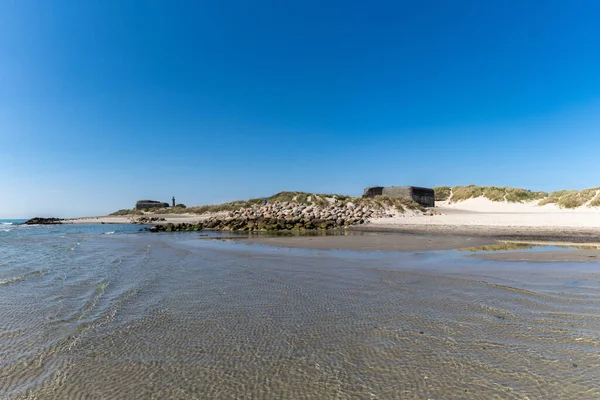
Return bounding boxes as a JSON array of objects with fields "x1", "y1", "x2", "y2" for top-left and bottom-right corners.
[
  {"x1": 353, "y1": 223, "x2": 600, "y2": 244},
  {"x1": 472, "y1": 249, "x2": 600, "y2": 262},
  {"x1": 67, "y1": 212, "x2": 600, "y2": 261},
  {"x1": 245, "y1": 232, "x2": 496, "y2": 252},
  {"x1": 6, "y1": 231, "x2": 600, "y2": 399},
  {"x1": 242, "y1": 232, "x2": 600, "y2": 262}
]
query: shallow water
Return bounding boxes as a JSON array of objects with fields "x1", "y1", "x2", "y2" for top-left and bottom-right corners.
[{"x1": 2, "y1": 224, "x2": 600, "y2": 399}]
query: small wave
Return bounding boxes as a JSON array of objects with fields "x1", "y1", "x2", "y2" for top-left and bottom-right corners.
[
  {"x1": 104, "y1": 231, "x2": 116, "y2": 235},
  {"x1": 0, "y1": 270, "x2": 47, "y2": 286},
  {"x1": 1, "y1": 222, "x2": 13, "y2": 225},
  {"x1": 1, "y1": 229, "x2": 10, "y2": 232}
]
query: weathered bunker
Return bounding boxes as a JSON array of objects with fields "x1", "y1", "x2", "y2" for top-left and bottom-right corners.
[
  {"x1": 363, "y1": 186, "x2": 435, "y2": 207},
  {"x1": 135, "y1": 200, "x2": 170, "y2": 210}
]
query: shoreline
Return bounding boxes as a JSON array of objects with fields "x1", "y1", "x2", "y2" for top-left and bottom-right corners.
[
  {"x1": 61, "y1": 203, "x2": 600, "y2": 261},
  {"x1": 240, "y1": 232, "x2": 600, "y2": 262},
  {"x1": 351, "y1": 223, "x2": 600, "y2": 244},
  {"x1": 242, "y1": 232, "x2": 497, "y2": 252},
  {"x1": 65, "y1": 214, "x2": 600, "y2": 243}
]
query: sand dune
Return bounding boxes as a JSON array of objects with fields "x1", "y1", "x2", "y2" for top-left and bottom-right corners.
[{"x1": 368, "y1": 197, "x2": 600, "y2": 237}]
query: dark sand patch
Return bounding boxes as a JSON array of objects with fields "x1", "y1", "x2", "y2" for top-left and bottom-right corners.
[
  {"x1": 245, "y1": 232, "x2": 496, "y2": 252},
  {"x1": 353, "y1": 223, "x2": 600, "y2": 244},
  {"x1": 472, "y1": 249, "x2": 600, "y2": 262}
]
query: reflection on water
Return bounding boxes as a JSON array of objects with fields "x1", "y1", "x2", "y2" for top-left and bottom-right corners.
[{"x1": 2, "y1": 228, "x2": 600, "y2": 398}]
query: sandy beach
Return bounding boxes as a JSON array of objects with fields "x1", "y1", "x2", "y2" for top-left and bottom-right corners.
[
  {"x1": 65, "y1": 196, "x2": 600, "y2": 261},
  {"x1": 359, "y1": 197, "x2": 600, "y2": 243}
]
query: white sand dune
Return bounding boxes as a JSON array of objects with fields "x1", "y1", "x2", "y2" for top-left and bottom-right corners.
[{"x1": 371, "y1": 197, "x2": 600, "y2": 230}]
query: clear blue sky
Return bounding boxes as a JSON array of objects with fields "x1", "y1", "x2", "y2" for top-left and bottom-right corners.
[{"x1": 2, "y1": 0, "x2": 600, "y2": 218}]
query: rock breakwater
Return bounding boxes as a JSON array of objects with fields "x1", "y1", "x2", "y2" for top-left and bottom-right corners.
[
  {"x1": 24, "y1": 217, "x2": 63, "y2": 225},
  {"x1": 148, "y1": 201, "x2": 396, "y2": 232}
]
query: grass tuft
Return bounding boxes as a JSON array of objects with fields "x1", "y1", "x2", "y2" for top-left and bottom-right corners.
[
  {"x1": 450, "y1": 185, "x2": 547, "y2": 203},
  {"x1": 433, "y1": 186, "x2": 451, "y2": 201},
  {"x1": 109, "y1": 209, "x2": 143, "y2": 216},
  {"x1": 450, "y1": 185, "x2": 484, "y2": 202},
  {"x1": 505, "y1": 188, "x2": 547, "y2": 203},
  {"x1": 128, "y1": 191, "x2": 426, "y2": 216},
  {"x1": 588, "y1": 191, "x2": 600, "y2": 208},
  {"x1": 539, "y1": 188, "x2": 600, "y2": 208}
]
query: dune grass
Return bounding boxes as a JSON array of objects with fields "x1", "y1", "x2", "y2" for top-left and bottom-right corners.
[
  {"x1": 588, "y1": 192, "x2": 600, "y2": 208},
  {"x1": 450, "y1": 185, "x2": 485, "y2": 202},
  {"x1": 150, "y1": 192, "x2": 347, "y2": 215},
  {"x1": 483, "y1": 187, "x2": 505, "y2": 202},
  {"x1": 505, "y1": 187, "x2": 548, "y2": 202},
  {"x1": 449, "y1": 185, "x2": 547, "y2": 203},
  {"x1": 444, "y1": 185, "x2": 599, "y2": 208},
  {"x1": 134, "y1": 191, "x2": 424, "y2": 216},
  {"x1": 109, "y1": 209, "x2": 143, "y2": 216},
  {"x1": 538, "y1": 188, "x2": 600, "y2": 208},
  {"x1": 360, "y1": 195, "x2": 425, "y2": 213},
  {"x1": 433, "y1": 186, "x2": 451, "y2": 201}
]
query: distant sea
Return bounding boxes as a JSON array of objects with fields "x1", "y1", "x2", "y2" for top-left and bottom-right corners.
[
  {"x1": 1, "y1": 221, "x2": 600, "y2": 398},
  {"x1": 0, "y1": 218, "x2": 26, "y2": 227}
]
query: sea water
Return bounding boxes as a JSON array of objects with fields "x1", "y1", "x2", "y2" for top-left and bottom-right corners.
[{"x1": 1, "y1": 222, "x2": 600, "y2": 399}]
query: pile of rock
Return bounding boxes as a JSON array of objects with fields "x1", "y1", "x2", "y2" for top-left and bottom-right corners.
[
  {"x1": 134, "y1": 216, "x2": 166, "y2": 224},
  {"x1": 149, "y1": 223, "x2": 200, "y2": 233},
  {"x1": 24, "y1": 217, "x2": 63, "y2": 225},
  {"x1": 149, "y1": 201, "x2": 396, "y2": 232},
  {"x1": 205, "y1": 201, "x2": 393, "y2": 231}
]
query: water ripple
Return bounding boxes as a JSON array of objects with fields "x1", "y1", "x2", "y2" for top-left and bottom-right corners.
[{"x1": 1, "y1": 230, "x2": 600, "y2": 398}]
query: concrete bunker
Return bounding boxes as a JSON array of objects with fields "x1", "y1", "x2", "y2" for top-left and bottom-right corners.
[
  {"x1": 363, "y1": 186, "x2": 435, "y2": 207},
  {"x1": 135, "y1": 200, "x2": 170, "y2": 210}
]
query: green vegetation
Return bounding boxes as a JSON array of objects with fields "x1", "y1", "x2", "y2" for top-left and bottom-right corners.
[
  {"x1": 449, "y1": 185, "x2": 547, "y2": 203},
  {"x1": 360, "y1": 195, "x2": 425, "y2": 213},
  {"x1": 538, "y1": 190, "x2": 570, "y2": 207},
  {"x1": 483, "y1": 187, "x2": 505, "y2": 202},
  {"x1": 538, "y1": 188, "x2": 600, "y2": 208},
  {"x1": 505, "y1": 188, "x2": 547, "y2": 203},
  {"x1": 109, "y1": 209, "x2": 143, "y2": 216},
  {"x1": 449, "y1": 185, "x2": 484, "y2": 202},
  {"x1": 116, "y1": 185, "x2": 600, "y2": 218},
  {"x1": 149, "y1": 192, "x2": 338, "y2": 215},
  {"x1": 443, "y1": 185, "x2": 599, "y2": 208},
  {"x1": 433, "y1": 186, "x2": 451, "y2": 201},
  {"x1": 443, "y1": 185, "x2": 600, "y2": 208},
  {"x1": 133, "y1": 191, "x2": 425, "y2": 216},
  {"x1": 461, "y1": 241, "x2": 600, "y2": 252},
  {"x1": 459, "y1": 242, "x2": 538, "y2": 252},
  {"x1": 588, "y1": 192, "x2": 600, "y2": 208}
]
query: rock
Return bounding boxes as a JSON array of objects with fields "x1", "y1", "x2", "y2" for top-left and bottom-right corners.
[
  {"x1": 311, "y1": 218, "x2": 323, "y2": 227},
  {"x1": 24, "y1": 217, "x2": 63, "y2": 225},
  {"x1": 145, "y1": 198, "x2": 426, "y2": 233}
]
